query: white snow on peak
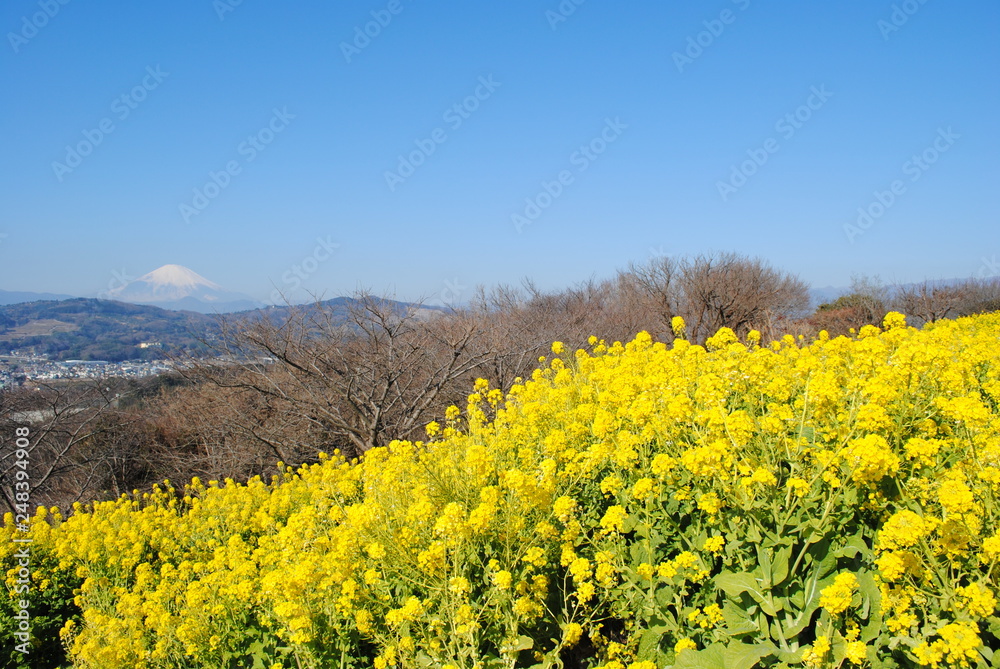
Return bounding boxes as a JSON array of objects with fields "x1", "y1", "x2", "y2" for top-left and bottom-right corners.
[{"x1": 138, "y1": 264, "x2": 223, "y2": 291}]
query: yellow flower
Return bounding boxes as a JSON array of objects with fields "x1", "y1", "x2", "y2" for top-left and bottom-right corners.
[
  {"x1": 600, "y1": 505, "x2": 627, "y2": 534},
  {"x1": 522, "y1": 546, "x2": 546, "y2": 568},
  {"x1": 938, "y1": 477, "x2": 977, "y2": 517},
  {"x1": 702, "y1": 536, "x2": 725, "y2": 553},
  {"x1": 820, "y1": 572, "x2": 858, "y2": 616},
  {"x1": 802, "y1": 635, "x2": 831, "y2": 668},
  {"x1": 879, "y1": 510, "x2": 933, "y2": 551},
  {"x1": 651, "y1": 454, "x2": 677, "y2": 477},
  {"x1": 697, "y1": 493, "x2": 723, "y2": 515},
  {"x1": 845, "y1": 641, "x2": 867, "y2": 664},
  {"x1": 631, "y1": 477, "x2": 655, "y2": 501},
  {"x1": 983, "y1": 533, "x2": 1000, "y2": 560},
  {"x1": 839, "y1": 434, "x2": 900, "y2": 484},
  {"x1": 956, "y1": 583, "x2": 996, "y2": 618},
  {"x1": 915, "y1": 621, "x2": 982, "y2": 667},
  {"x1": 569, "y1": 557, "x2": 591, "y2": 582},
  {"x1": 553, "y1": 495, "x2": 577, "y2": 522},
  {"x1": 492, "y1": 570, "x2": 513, "y2": 590},
  {"x1": 748, "y1": 467, "x2": 777, "y2": 486},
  {"x1": 448, "y1": 576, "x2": 470, "y2": 595},
  {"x1": 883, "y1": 311, "x2": 907, "y2": 330},
  {"x1": 563, "y1": 622, "x2": 584, "y2": 647},
  {"x1": 786, "y1": 477, "x2": 809, "y2": 497},
  {"x1": 674, "y1": 638, "x2": 697, "y2": 654},
  {"x1": 600, "y1": 474, "x2": 624, "y2": 496}
]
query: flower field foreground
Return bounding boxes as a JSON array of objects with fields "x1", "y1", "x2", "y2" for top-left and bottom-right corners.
[{"x1": 4, "y1": 313, "x2": 1000, "y2": 669}]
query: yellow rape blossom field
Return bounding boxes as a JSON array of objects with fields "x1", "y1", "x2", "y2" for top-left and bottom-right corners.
[{"x1": 3, "y1": 312, "x2": 1000, "y2": 668}]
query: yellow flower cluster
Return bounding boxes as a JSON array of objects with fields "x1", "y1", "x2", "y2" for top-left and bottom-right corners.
[
  {"x1": 3, "y1": 311, "x2": 999, "y2": 668},
  {"x1": 820, "y1": 572, "x2": 859, "y2": 616}
]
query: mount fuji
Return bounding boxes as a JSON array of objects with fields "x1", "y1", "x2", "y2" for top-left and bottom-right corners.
[{"x1": 103, "y1": 264, "x2": 262, "y2": 313}]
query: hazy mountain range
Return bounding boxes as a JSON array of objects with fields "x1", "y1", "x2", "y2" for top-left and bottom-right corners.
[
  {"x1": 0, "y1": 290, "x2": 77, "y2": 305},
  {"x1": 0, "y1": 265, "x2": 437, "y2": 362},
  {"x1": 3, "y1": 263, "x2": 989, "y2": 315},
  {"x1": 2, "y1": 263, "x2": 863, "y2": 313},
  {"x1": 1, "y1": 264, "x2": 262, "y2": 313}
]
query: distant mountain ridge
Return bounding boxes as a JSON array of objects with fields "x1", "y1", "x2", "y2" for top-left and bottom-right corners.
[
  {"x1": 0, "y1": 295, "x2": 436, "y2": 362},
  {"x1": 0, "y1": 289, "x2": 77, "y2": 306},
  {"x1": 0, "y1": 299, "x2": 219, "y2": 362}
]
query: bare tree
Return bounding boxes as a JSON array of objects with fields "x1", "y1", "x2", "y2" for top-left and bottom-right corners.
[
  {"x1": 621, "y1": 252, "x2": 810, "y2": 343},
  {"x1": 0, "y1": 381, "x2": 119, "y2": 513},
  {"x1": 188, "y1": 293, "x2": 496, "y2": 457},
  {"x1": 893, "y1": 281, "x2": 969, "y2": 325},
  {"x1": 958, "y1": 277, "x2": 1000, "y2": 316},
  {"x1": 462, "y1": 277, "x2": 647, "y2": 389},
  {"x1": 618, "y1": 256, "x2": 682, "y2": 340}
]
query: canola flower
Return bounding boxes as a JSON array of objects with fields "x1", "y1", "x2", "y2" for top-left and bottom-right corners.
[{"x1": 2, "y1": 311, "x2": 1000, "y2": 668}]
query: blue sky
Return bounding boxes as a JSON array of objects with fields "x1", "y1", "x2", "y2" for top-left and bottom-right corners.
[{"x1": 1, "y1": 0, "x2": 998, "y2": 306}]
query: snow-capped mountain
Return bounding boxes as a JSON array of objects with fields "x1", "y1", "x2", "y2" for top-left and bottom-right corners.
[{"x1": 104, "y1": 264, "x2": 262, "y2": 313}]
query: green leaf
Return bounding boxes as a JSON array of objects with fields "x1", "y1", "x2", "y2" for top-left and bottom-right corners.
[
  {"x1": 716, "y1": 572, "x2": 766, "y2": 601},
  {"x1": 834, "y1": 533, "x2": 869, "y2": 560},
  {"x1": 722, "y1": 602, "x2": 760, "y2": 636},
  {"x1": 770, "y1": 545, "x2": 793, "y2": 587},
  {"x1": 985, "y1": 614, "x2": 1000, "y2": 640},
  {"x1": 781, "y1": 572, "x2": 824, "y2": 639},
  {"x1": 638, "y1": 626, "x2": 668, "y2": 658},
  {"x1": 775, "y1": 647, "x2": 806, "y2": 664},
  {"x1": 757, "y1": 611, "x2": 771, "y2": 639},
  {"x1": 723, "y1": 642, "x2": 777, "y2": 669},
  {"x1": 809, "y1": 538, "x2": 839, "y2": 579},
  {"x1": 656, "y1": 584, "x2": 677, "y2": 608},
  {"x1": 414, "y1": 652, "x2": 436, "y2": 668},
  {"x1": 831, "y1": 631, "x2": 848, "y2": 665},
  {"x1": 857, "y1": 570, "x2": 881, "y2": 630},
  {"x1": 756, "y1": 545, "x2": 773, "y2": 586},
  {"x1": 514, "y1": 635, "x2": 534, "y2": 651},
  {"x1": 674, "y1": 642, "x2": 775, "y2": 669},
  {"x1": 675, "y1": 643, "x2": 726, "y2": 669}
]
